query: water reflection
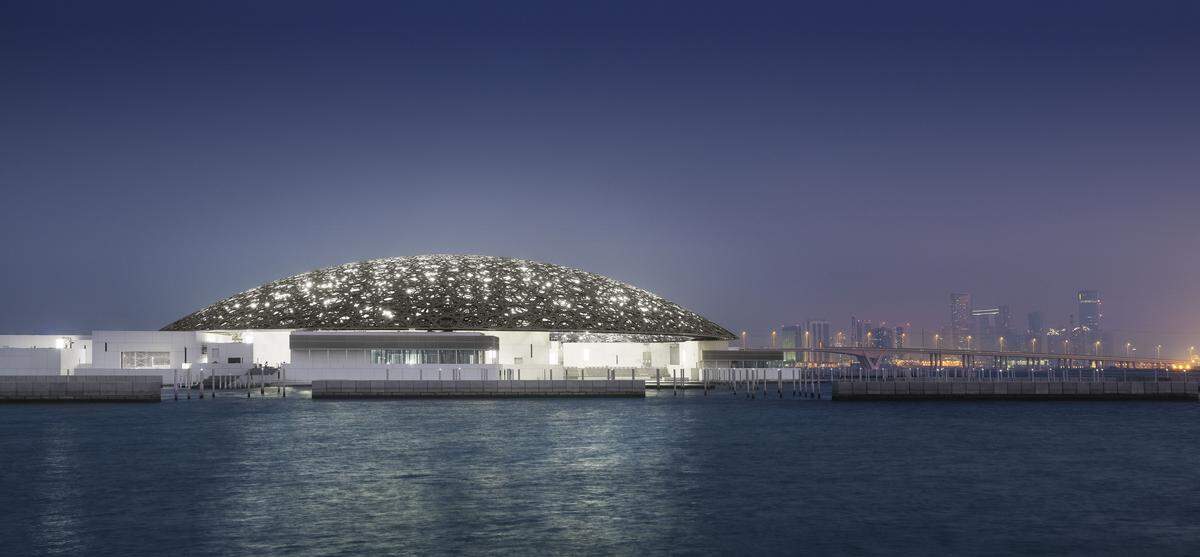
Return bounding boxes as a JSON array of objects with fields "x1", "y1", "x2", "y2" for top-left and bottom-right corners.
[{"x1": 2, "y1": 394, "x2": 1199, "y2": 555}]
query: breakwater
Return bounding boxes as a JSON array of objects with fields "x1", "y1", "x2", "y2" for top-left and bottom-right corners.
[
  {"x1": 0, "y1": 375, "x2": 162, "y2": 402},
  {"x1": 833, "y1": 380, "x2": 1199, "y2": 400},
  {"x1": 312, "y1": 379, "x2": 645, "y2": 398}
]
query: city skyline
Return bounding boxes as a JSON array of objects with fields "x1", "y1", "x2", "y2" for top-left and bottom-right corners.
[{"x1": 754, "y1": 286, "x2": 1193, "y2": 359}]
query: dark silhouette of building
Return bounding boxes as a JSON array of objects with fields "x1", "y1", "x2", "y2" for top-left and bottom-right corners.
[
  {"x1": 950, "y1": 292, "x2": 971, "y2": 348},
  {"x1": 1077, "y1": 290, "x2": 1102, "y2": 329}
]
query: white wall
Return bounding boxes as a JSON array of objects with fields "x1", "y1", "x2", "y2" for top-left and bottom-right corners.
[
  {"x1": 0, "y1": 335, "x2": 92, "y2": 372},
  {"x1": 0, "y1": 348, "x2": 62, "y2": 375},
  {"x1": 90, "y1": 330, "x2": 254, "y2": 370},
  {"x1": 487, "y1": 331, "x2": 553, "y2": 366},
  {"x1": 682, "y1": 340, "x2": 729, "y2": 369},
  {"x1": 285, "y1": 364, "x2": 501, "y2": 382},
  {"x1": 241, "y1": 330, "x2": 291, "y2": 365},
  {"x1": 560, "y1": 342, "x2": 669, "y2": 368}
]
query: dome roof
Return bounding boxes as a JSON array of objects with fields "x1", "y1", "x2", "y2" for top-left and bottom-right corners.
[{"x1": 162, "y1": 255, "x2": 735, "y2": 340}]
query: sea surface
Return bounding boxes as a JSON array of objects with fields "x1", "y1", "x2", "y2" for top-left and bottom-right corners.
[{"x1": 2, "y1": 389, "x2": 1199, "y2": 556}]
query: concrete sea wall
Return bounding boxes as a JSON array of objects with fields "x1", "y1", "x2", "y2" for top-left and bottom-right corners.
[
  {"x1": 833, "y1": 380, "x2": 1200, "y2": 401},
  {"x1": 0, "y1": 375, "x2": 162, "y2": 402},
  {"x1": 312, "y1": 379, "x2": 645, "y2": 398}
]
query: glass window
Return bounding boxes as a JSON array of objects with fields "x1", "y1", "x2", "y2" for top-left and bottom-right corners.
[
  {"x1": 440, "y1": 350, "x2": 458, "y2": 364},
  {"x1": 421, "y1": 350, "x2": 440, "y2": 364},
  {"x1": 121, "y1": 351, "x2": 171, "y2": 369}
]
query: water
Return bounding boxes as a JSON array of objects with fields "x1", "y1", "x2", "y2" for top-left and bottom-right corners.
[{"x1": 3, "y1": 390, "x2": 1199, "y2": 555}]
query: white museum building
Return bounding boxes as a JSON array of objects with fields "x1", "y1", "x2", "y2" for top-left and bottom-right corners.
[{"x1": 0, "y1": 255, "x2": 737, "y2": 384}]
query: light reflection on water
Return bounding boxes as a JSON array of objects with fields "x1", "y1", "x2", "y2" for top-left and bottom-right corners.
[{"x1": 2, "y1": 391, "x2": 1199, "y2": 555}]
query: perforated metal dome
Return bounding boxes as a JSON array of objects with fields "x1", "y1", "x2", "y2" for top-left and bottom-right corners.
[{"x1": 162, "y1": 255, "x2": 735, "y2": 340}]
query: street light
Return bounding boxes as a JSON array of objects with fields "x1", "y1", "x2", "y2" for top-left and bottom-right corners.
[
  {"x1": 1094, "y1": 340, "x2": 1101, "y2": 356},
  {"x1": 1031, "y1": 337, "x2": 1038, "y2": 352},
  {"x1": 966, "y1": 335, "x2": 973, "y2": 350},
  {"x1": 999, "y1": 336, "x2": 1006, "y2": 352},
  {"x1": 1156, "y1": 344, "x2": 1162, "y2": 359},
  {"x1": 771, "y1": 329, "x2": 777, "y2": 349},
  {"x1": 933, "y1": 334, "x2": 941, "y2": 349},
  {"x1": 1125, "y1": 342, "x2": 1132, "y2": 358}
]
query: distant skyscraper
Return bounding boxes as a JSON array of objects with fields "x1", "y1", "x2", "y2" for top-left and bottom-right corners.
[
  {"x1": 1077, "y1": 290, "x2": 1102, "y2": 329},
  {"x1": 971, "y1": 307, "x2": 1001, "y2": 349},
  {"x1": 805, "y1": 319, "x2": 831, "y2": 348},
  {"x1": 996, "y1": 305, "x2": 1012, "y2": 336},
  {"x1": 780, "y1": 324, "x2": 802, "y2": 361},
  {"x1": 850, "y1": 316, "x2": 865, "y2": 347},
  {"x1": 868, "y1": 326, "x2": 894, "y2": 348},
  {"x1": 1027, "y1": 311, "x2": 1044, "y2": 336},
  {"x1": 806, "y1": 319, "x2": 832, "y2": 362},
  {"x1": 950, "y1": 292, "x2": 971, "y2": 348}
]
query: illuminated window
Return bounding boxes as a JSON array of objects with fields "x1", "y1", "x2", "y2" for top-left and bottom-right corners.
[{"x1": 121, "y1": 351, "x2": 171, "y2": 369}]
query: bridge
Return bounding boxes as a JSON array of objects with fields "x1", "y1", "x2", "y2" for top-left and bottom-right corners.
[{"x1": 796, "y1": 346, "x2": 1189, "y2": 372}]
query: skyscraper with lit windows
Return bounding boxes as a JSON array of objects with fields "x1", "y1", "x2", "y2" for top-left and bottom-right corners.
[{"x1": 950, "y1": 292, "x2": 971, "y2": 349}]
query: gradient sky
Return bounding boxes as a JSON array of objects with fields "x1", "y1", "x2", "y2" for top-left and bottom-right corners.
[{"x1": 2, "y1": 2, "x2": 1198, "y2": 352}]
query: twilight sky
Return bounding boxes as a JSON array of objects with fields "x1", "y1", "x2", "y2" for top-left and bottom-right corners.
[{"x1": 2, "y1": 1, "x2": 1198, "y2": 352}]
